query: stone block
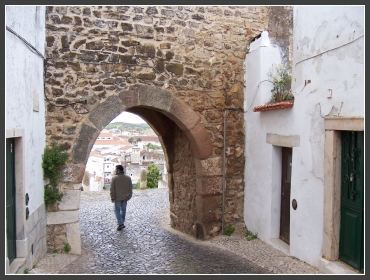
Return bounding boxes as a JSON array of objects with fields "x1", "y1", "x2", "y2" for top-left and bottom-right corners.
[
  {"x1": 186, "y1": 124, "x2": 213, "y2": 159},
  {"x1": 62, "y1": 164, "x2": 85, "y2": 184},
  {"x1": 196, "y1": 195, "x2": 221, "y2": 224},
  {"x1": 66, "y1": 222, "x2": 81, "y2": 254},
  {"x1": 58, "y1": 190, "x2": 80, "y2": 211},
  {"x1": 169, "y1": 190, "x2": 174, "y2": 203},
  {"x1": 168, "y1": 98, "x2": 201, "y2": 132},
  {"x1": 132, "y1": 84, "x2": 173, "y2": 112},
  {"x1": 72, "y1": 124, "x2": 99, "y2": 164},
  {"x1": 166, "y1": 63, "x2": 183, "y2": 75},
  {"x1": 167, "y1": 173, "x2": 174, "y2": 190},
  {"x1": 47, "y1": 210, "x2": 79, "y2": 225},
  {"x1": 89, "y1": 95, "x2": 124, "y2": 130},
  {"x1": 118, "y1": 89, "x2": 139, "y2": 108},
  {"x1": 195, "y1": 157, "x2": 223, "y2": 176},
  {"x1": 196, "y1": 177, "x2": 222, "y2": 195}
]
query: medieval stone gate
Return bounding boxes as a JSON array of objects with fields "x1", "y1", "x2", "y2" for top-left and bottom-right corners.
[{"x1": 44, "y1": 6, "x2": 292, "y2": 252}]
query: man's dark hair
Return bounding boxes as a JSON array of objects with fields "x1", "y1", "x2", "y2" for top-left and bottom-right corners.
[{"x1": 116, "y1": 165, "x2": 124, "y2": 172}]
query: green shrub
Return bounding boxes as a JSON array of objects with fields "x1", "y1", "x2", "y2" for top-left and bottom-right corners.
[
  {"x1": 24, "y1": 268, "x2": 30, "y2": 274},
  {"x1": 224, "y1": 224, "x2": 235, "y2": 236},
  {"x1": 246, "y1": 230, "x2": 258, "y2": 241},
  {"x1": 44, "y1": 184, "x2": 63, "y2": 206},
  {"x1": 41, "y1": 144, "x2": 68, "y2": 206},
  {"x1": 267, "y1": 63, "x2": 293, "y2": 103},
  {"x1": 147, "y1": 164, "x2": 162, "y2": 189},
  {"x1": 42, "y1": 144, "x2": 68, "y2": 187},
  {"x1": 64, "y1": 243, "x2": 71, "y2": 253}
]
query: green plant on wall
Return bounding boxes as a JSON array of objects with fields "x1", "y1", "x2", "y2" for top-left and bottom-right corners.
[
  {"x1": 42, "y1": 143, "x2": 68, "y2": 207},
  {"x1": 64, "y1": 242, "x2": 71, "y2": 253},
  {"x1": 267, "y1": 63, "x2": 293, "y2": 103},
  {"x1": 246, "y1": 230, "x2": 258, "y2": 241},
  {"x1": 44, "y1": 184, "x2": 63, "y2": 206},
  {"x1": 224, "y1": 224, "x2": 235, "y2": 236}
]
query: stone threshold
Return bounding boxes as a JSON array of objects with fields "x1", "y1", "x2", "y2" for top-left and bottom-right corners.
[
  {"x1": 7, "y1": 257, "x2": 26, "y2": 274},
  {"x1": 270, "y1": 238, "x2": 290, "y2": 255}
]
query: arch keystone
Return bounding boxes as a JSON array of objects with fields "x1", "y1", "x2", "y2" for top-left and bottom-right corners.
[
  {"x1": 130, "y1": 84, "x2": 173, "y2": 112},
  {"x1": 118, "y1": 89, "x2": 139, "y2": 109}
]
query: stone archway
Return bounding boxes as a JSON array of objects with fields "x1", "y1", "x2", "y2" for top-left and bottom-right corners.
[
  {"x1": 72, "y1": 84, "x2": 215, "y2": 237},
  {"x1": 44, "y1": 5, "x2": 268, "y2": 253},
  {"x1": 46, "y1": 84, "x2": 224, "y2": 253}
]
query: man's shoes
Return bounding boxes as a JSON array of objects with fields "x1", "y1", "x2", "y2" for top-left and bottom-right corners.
[{"x1": 117, "y1": 224, "x2": 125, "y2": 231}]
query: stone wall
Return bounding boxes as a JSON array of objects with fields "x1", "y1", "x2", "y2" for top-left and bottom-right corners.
[
  {"x1": 170, "y1": 127, "x2": 197, "y2": 236},
  {"x1": 42, "y1": 6, "x2": 289, "y2": 242}
]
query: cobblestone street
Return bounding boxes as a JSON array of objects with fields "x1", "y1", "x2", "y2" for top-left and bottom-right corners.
[{"x1": 30, "y1": 188, "x2": 320, "y2": 274}]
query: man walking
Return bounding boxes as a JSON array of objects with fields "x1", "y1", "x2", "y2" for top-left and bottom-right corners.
[{"x1": 110, "y1": 165, "x2": 133, "y2": 231}]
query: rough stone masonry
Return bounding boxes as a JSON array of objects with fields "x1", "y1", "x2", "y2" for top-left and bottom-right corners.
[{"x1": 43, "y1": 5, "x2": 292, "y2": 252}]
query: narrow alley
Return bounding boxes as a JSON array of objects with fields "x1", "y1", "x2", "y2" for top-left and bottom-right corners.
[{"x1": 29, "y1": 188, "x2": 319, "y2": 274}]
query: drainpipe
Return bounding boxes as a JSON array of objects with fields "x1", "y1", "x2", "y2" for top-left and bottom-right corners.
[{"x1": 222, "y1": 110, "x2": 227, "y2": 234}]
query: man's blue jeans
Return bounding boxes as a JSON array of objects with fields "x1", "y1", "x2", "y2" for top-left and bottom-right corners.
[{"x1": 114, "y1": 200, "x2": 127, "y2": 226}]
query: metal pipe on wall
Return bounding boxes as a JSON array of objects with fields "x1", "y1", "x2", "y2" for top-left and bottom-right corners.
[{"x1": 222, "y1": 110, "x2": 227, "y2": 234}]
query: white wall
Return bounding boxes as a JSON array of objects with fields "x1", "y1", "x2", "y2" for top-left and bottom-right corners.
[
  {"x1": 244, "y1": 6, "x2": 364, "y2": 269},
  {"x1": 291, "y1": 5, "x2": 364, "y2": 267},
  {"x1": 6, "y1": 6, "x2": 46, "y2": 213},
  {"x1": 6, "y1": 6, "x2": 46, "y2": 273},
  {"x1": 244, "y1": 30, "x2": 290, "y2": 243},
  {"x1": 293, "y1": 6, "x2": 364, "y2": 119}
]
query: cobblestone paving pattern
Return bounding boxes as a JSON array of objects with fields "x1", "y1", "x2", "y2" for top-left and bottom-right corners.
[
  {"x1": 59, "y1": 189, "x2": 267, "y2": 274},
  {"x1": 31, "y1": 188, "x2": 320, "y2": 274}
]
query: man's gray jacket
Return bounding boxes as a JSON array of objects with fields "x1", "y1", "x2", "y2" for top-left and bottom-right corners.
[{"x1": 110, "y1": 172, "x2": 133, "y2": 201}]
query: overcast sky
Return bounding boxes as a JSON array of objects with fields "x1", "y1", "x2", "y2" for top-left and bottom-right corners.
[{"x1": 111, "y1": 111, "x2": 146, "y2": 124}]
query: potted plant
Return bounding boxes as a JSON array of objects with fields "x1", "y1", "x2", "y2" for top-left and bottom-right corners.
[
  {"x1": 253, "y1": 63, "x2": 294, "y2": 112},
  {"x1": 267, "y1": 63, "x2": 293, "y2": 103}
]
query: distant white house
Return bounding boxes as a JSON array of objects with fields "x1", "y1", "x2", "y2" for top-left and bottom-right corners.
[
  {"x1": 133, "y1": 134, "x2": 162, "y2": 150},
  {"x1": 131, "y1": 146, "x2": 141, "y2": 164},
  {"x1": 85, "y1": 130, "x2": 134, "y2": 187},
  {"x1": 85, "y1": 151, "x2": 105, "y2": 191},
  {"x1": 85, "y1": 130, "x2": 167, "y2": 190},
  {"x1": 96, "y1": 130, "x2": 113, "y2": 140},
  {"x1": 94, "y1": 130, "x2": 134, "y2": 153}
]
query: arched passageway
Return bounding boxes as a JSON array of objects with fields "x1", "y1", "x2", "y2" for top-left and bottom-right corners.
[
  {"x1": 72, "y1": 84, "x2": 214, "y2": 239},
  {"x1": 44, "y1": 6, "x2": 264, "y2": 253}
]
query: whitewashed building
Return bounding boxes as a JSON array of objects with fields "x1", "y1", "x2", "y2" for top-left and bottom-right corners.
[
  {"x1": 84, "y1": 152, "x2": 105, "y2": 191},
  {"x1": 6, "y1": 6, "x2": 47, "y2": 274},
  {"x1": 94, "y1": 130, "x2": 133, "y2": 153},
  {"x1": 244, "y1": 6, "x2": 364, "y2": 274}
]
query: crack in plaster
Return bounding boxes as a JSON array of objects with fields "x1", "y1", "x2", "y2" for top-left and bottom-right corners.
[
  {"x1": 308, "y1": 103, "x2": 325, "y2": 182},
  {"x1": 327, "y1": 102, "x2": 343, "y2": 117}
]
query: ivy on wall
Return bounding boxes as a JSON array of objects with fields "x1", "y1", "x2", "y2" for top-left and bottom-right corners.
[{"x1": 42, "y1": 144, "x2": 68, "y2": 207}]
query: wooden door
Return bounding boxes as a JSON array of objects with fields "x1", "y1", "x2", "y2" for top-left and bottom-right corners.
[
  {"x1": 280, "y1": 147, "x2": 292, "y2": 245},
  {"x1": 6, "y1": 138, "x2": 16, "y2": 263},
  {"x1": 340, "y1": 131, "x2": 364, "y2": 272}
]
